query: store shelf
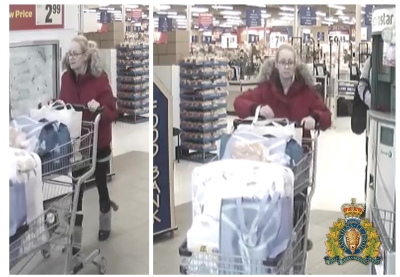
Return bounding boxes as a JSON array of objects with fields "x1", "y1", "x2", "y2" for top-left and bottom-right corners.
[
  {"x1": 179, "y1": 55, "x2": 229, "y2": 164},
  {"x1": 116, "y1": 35, "x2": 149, "y2": 124}
]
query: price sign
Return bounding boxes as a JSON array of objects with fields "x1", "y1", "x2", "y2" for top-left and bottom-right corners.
[
  {"x1": 328, "y1": 35, "x2": 349, "y2": 43},
  {"x1": 36, "y1": 4, "x2": 62, "y2": 25},
  {"x1": 270, "y1": 32, "x2": 288, "y2": 49}
]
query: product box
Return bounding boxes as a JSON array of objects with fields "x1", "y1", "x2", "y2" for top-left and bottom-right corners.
[
  {"x1": 167, "y1": 30, "x2": 190, "y2": 43},
  {"x1": 158, "y1": 54, "x2": 186, "y2": 66},
  {"x1": 167, "y1": 42, "x2": 190, "y2": 55},
  {"x1": 106, "y1": 22, "x2": 124, "y2": 32}
]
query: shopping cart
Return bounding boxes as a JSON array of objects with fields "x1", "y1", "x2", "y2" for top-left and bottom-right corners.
[
  {"x1": 9, "y1": 105, "x2": 108, "y2": 275},
  {"x1": 179, "y1": 118, "x2": 319, "y2": 275}
]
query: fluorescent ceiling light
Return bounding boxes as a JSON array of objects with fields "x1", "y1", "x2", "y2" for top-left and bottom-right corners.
[
  {"x1": 212, "y1": 5, "x2": 233, "y2": 10},
  {"x1": 175, "y1": 18, "x2": 186, "y2": 22},
  {"x1": 190, "y1": 7, "x2": 209, "y2": 13},
  {"x1": 335, "y1": 10, "x2": 344, "y2": 16},
  {"x1": 316, "y1": 11, "x2": 326, "y2": 17},
  {"x1": 168, "y1": 15, "x2": 186, "y2": 19},
  {"x1": 156, "y1": 11, "x2": 167, "y2": 14},
  {"x1": 220, "y1": 10, "x2": 241, "y2": 15},
  {"x1": 321, "y1": 21, "x2": 333, "y2": 25},
  {"x1": 261, "y1": 10, "x2": 266, "y2": 14},
  {"x1": 125, "y1": 5, "x2": 138, "y2": 9},
  {"x1": 192, "y1": 13, "x2": 199, "y2": 17},
  {"x1": 223, "y1": 15, "x2": 241, "y2": 19},
  {"x1": 261, "y1": 14, "x2": 271, "y2": 18},
  {"x1": 246, "y1": 4, "x2": 265, "y2": 8},
  {"x1": 280, "y1": 6, "x2": 294, "y2": 12},
  {"x1": 279, "y1": 12, "x2": 294, "y2": 17},
  {"x1": 280, "y1": 16, "x2": 294, "y2": 21},
  {"x1": 157, "y1": 5, "x2": 170, "y2": 10},
  {"x1": 339, "y1": 15, "x2": 349, "y2": 20},
  {"x1": 328, "y1": 5, "x2": 346, "y2": 10},
  {"x1": 325, "y1": 17, "x2": 338, "y2": 22},
  {"x1": 343, "y1": 20, "x2": 354, "y2": 25}
]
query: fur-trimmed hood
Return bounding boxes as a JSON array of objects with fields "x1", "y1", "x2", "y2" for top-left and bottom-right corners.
[
  {"x1": 255, "y1": 57, "x2": 315, "y2": 87},
  {"x1": 62, "y1": 49, "x2": 104, "y2": 78}
]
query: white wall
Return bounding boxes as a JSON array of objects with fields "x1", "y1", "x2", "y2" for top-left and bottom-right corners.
[
  {"x1": 154, "y1": 65, "x2": 181, "y2": 129},
  {"x1": 9, "y1": 5, "x2": 79, "y2": 68}
]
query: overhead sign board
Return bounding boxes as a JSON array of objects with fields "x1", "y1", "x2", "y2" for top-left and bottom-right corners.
[{"x1": 371, "y1": 7, "x2": 395, "y2": 33}]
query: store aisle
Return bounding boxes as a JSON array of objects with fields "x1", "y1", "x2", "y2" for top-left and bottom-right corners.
[
  {"x1": 17, "y1": 151, "x2": 149, "y2": 275},
  {"x1": 155, "y1": 116, "x2": 369, "y2": 274},
  {"x1": 112, "y1": 120, "x2": 149, "y2": 157}
]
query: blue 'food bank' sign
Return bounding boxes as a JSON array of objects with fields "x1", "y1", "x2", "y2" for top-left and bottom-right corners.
[{"x1": 153, "y1": 82, "x2": 175, "y2": 235}]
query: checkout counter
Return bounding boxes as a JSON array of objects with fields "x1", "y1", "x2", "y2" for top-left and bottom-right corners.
[{"x1": 365, "y1": 5, "x2": 396, "y2": 275}]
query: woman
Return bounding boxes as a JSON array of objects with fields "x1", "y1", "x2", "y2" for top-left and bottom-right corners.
[
  {"x1": 234, "y1": 44, "x2": 332, "y2": 251},
  {"x1": 59, "y1": 35, "x2": 117, "y2": 251}
]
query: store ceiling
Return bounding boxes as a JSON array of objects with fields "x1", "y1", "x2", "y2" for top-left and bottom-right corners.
[
  {"x1": 153, "y1": 4, "x2": 368, "y2": 28},
  {"x1": 84, "y1": 4, "x2": 149, "y2": 21}
]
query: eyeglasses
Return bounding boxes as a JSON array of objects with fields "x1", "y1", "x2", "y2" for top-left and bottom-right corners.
[
  {"x1": 67, "y1": 52, "x2": 84, "y2": 58},
  {"x1": 277, "y1": 60, "x2": 295, "y2": 67}
]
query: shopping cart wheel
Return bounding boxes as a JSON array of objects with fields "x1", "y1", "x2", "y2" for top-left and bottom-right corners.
[{"x1": 94, "y1": 256, "x2": 107, "y2": 275}]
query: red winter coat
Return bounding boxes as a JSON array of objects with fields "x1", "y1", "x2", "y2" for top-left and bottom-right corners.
[
  {"x1": 234, "y1": 58, "x2": 331, "y2": 132},
  {"x1": 59, "y1": 55, "x2": 117, "y2": 150}
]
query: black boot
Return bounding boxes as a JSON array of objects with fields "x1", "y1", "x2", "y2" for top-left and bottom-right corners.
[{"x1": 98, "y1": 201, "x2": 111, "y2": 241}]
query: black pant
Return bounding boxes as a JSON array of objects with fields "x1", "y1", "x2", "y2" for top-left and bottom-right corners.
[{"x1": 73, "y1": 147, "x2": 111, "y2": 227}]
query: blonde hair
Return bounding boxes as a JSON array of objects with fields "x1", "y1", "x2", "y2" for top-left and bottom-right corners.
[
  {"x1": 63, "y1": 35, "x2": 103, "y2": 77},
  {"x1": 275, "y1": 44, "x2": 297, "y2": 63},
  {"x1": 72, "y1": 35, "x2": 98, "y2": 55}
]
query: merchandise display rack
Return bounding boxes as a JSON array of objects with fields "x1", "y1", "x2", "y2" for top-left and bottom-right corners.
[
  {"x1": 179, "y1": 54, "x2": 229, "y2": 163},
  {"x1": 116, "y1": 31, "x2": 149, "y2": 124}
]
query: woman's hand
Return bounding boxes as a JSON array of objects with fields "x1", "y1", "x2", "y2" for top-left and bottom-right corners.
[
  {"x1": 301, "y1": 116, "x2": 316, "y2": 130},
  {"x1": 259, "y1": 105, "x2": 275, "y2": 119},
  {"x1": 88, "y1": 99, "x2": 101, "y2": 112}
]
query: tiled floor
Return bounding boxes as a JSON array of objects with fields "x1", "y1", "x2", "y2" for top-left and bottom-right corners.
[
  {"x1": 112, "y1": 120, "x2": 149, "y2": 156},
  {"x1": 154, "y1": 116, "x2": 371, "y2": 275},
  {"x1": 12, "y1": 151, "x2": 149, "y2": 275}
]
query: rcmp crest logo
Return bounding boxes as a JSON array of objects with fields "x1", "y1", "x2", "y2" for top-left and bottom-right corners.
[{"x1": 324, "y1": 198, "x2": 382, "y2": 265}]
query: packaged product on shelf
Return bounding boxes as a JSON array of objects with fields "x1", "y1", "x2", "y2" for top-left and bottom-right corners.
[
  {"x1": 179, "y1": 52, "x2": 229, "y2": 162},
  {"x1": 115, "y1": 34, "x2": 149, "y2": 123}
]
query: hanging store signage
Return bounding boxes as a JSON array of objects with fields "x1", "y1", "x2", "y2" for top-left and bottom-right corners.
[
  {"x1": 269, "y1": 26, "x2": 292, "y2": 49},
  {"x1": 130, "y1": 9, "x2": 142, "y2": 23},
  {"x1": 246, "y1": 8, "x2": 261, "y2": 28},
  {"x1": 153, "y1": 81, "x2": 175, "y2": 235},
  {"x1": 198, "y1": 13, "x2": 213, "y2": 31},
  {"x1": 202, "y1": 35, "x2": 212, "y2": 44},
  {"x1": 316, "y1": 32, "x2": 325, "y2": 41},
  {"x1": 371, "y1": 7, "x2": 395, "y2": 33},
  {"x1": 100, "y1": 11, "x2": 111, "y2": 24},
  {"x1": 299, "y1": 6, "x2": 316, "y2": 26},
  {"x1": 248, "y1": 34, "x2": 259, "y2": 43},
  {"x1": 328, "y1": 27, "x2": 349, "y2": 43},
  {"x1": 303, "y1": 33, "x2": 310, "y2": 42},
  {"x1": 338, "y1": 83, "x2": 357, "y2": 95},
  {"x1": 364, "y1": 5, "x2": 374, "y2": 26},
  {"x1": 158, "y1": 16, "x2": 172, "y2": 32},
  {"x1": 10, "y1": 4, "x2": 64, "y2": 31}
]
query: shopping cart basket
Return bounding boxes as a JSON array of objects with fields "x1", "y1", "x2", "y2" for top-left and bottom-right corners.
[
  {"x1": 179, "y1": 118, "x2": 319, "y2": 275},
  {"x1": 9, "y1": 105, "x2": 107, "y2": 275}
]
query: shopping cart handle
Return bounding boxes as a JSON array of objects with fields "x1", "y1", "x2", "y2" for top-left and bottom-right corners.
[
  {"x1": 233, "y1": 118, "x2": 320, "y2": 131},
  {"x1": 70, "y1": 104, "x2": 104, "y2": 114}
]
